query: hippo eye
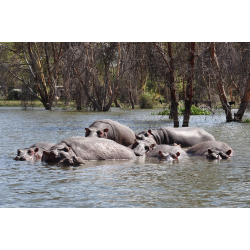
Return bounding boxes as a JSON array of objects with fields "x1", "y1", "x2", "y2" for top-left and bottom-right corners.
[
  {"x1": 145, "y1": 146, "x2": 149, "y2": 151},
  {"x1": 61, "y1": 147, "x2": 69, "y2": 152}
]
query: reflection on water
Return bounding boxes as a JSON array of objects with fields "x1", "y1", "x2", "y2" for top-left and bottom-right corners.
[{"x1": 1, "y1": 107, "x2": 250, "y2": 207}]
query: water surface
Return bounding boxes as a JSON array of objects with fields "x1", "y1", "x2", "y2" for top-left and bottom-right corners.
[{"x1": 1, "y1": 107, "x2": 250, "y2": 207}]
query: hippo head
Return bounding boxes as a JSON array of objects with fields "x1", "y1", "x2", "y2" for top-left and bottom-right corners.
[
  {"x1": 14, "y1": 148, "x2": 41, "y2": 162},
  {"x1": 206, "y1": 149, "x2": 232, "y2": 160},
  {"x1": 158, "y1": 151, "x2": 180, "y2": 161},
  {"x1": 130, "y1": 136, "x2": 156, "y2": 156},
  {"x1": 85, "y1": 128, "x2": 108, "y2": 138},
  {"x1": 129, "y1": 131, "x2": 157, "y2": 156},
  {"x1": 42, "y1": 146, "x2": 85, "y2": 166}
]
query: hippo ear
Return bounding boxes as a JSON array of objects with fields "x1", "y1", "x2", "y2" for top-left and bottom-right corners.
[
  {"x1": 150, "y1": 144, "x2": 156, "y2": 149},
  {"x1": 17, "y1": 149, "x2": 21, "y2": 156},
  {"x1": 208, "y1": 149, "x2": 213, "y2": 154},
  {"x1": 34, "y1": 148, "x2": 39, "y2": 153},
  {"x1": 85, "y1": 128, "x2": 90, "y2": 132},
  {"x1": 158, "y1": 150, "x2": 163, "y2": 156},
  {"x1": 136, "y1": 135, "x2": 140, "y2": 139},
  {"x1": 176, "y1": 152, "x2": 180, "y2": 157},
  {"x1": 148, "y1": 129, "x2": 152, "y2": 134},
  {"x1": 226, "y1": 149, "x2": 232, "y2": 156},
  {"x1": 104, "y1": 128, "x2": 109, "y2": 132}
]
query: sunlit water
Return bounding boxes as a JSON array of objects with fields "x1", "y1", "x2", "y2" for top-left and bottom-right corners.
[{"x1": 1, "y1": 107, "x2": 250, "y2": 207}]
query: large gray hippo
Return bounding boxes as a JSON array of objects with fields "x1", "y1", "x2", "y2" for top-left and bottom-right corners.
[
  {"x1": 14, "y1": 142, "x2": 55, "y2": 162},
  {"x1": 42, "y1": 137, "x2": 136, "y2": 166},
  {"x1": 85, "y1": 119, "x2": 136, "y2": 147},
  {"x1": 147, "y1": 127, "x2": 215, "y2": 147},
  {"x1": 186, "y1": 141, "x2": 234, "y2": 160},
  {"x1": 146, "y1": 144, "x2": 188, "y2": 161}
]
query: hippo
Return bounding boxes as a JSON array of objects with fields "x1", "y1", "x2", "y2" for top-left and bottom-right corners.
[
  {"x1": 147, "y1": 127, "x2": 215, "y2": 147},
  {"x1": 85, "y1": 119, "x2": 136, "y2": 147},
  {"x1": 14, "y1": 142, "x2": 55, "y2": 162},
  {"x1": 146, "y1": 144, "x2": 188, "y2": 161},
  {"x1": 186, "y1": 141, "x2": 234, "y2": 160},
  {"x1": 42, "y1": 137, "x2": 136, "y2": 166},
  {"x1": 130, "y1": 128, "x2": 197, "y2": 156}
]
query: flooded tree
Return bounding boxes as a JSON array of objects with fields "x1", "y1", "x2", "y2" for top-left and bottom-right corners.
[
  {"x1": 154, "y1": 42, "x2": 179, "y2": 127},
  {"x1": 183, "y1": 42, "x2": 195, "y2": 127}
]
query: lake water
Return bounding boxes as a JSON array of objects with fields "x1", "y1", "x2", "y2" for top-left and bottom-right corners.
[{"x1": 1, "y1": 107, "x2": 250, "y2": 207}]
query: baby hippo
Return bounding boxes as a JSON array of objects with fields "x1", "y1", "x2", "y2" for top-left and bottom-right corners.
[{"x1": 146, "y1": 144, "x2": 188, "y2": 162}]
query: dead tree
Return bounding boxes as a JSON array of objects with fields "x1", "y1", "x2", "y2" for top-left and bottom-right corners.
[
  {"x1": 234, "y1": 74, "x2": 250, "y2": 121},
  {"x1": 210, "y1": 42, "x2": 233, "y2": 121},
  {"x1": 154, "y1": 42, "x2": 179, "y2": 127}
]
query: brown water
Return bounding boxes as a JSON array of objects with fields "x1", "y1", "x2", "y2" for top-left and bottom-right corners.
[{"x1": 1, "y1": 107, "x2": 250, "y2": 207}]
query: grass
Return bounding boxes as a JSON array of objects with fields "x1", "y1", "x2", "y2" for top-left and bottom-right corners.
[{"x1": 0, "y1": 99, "x2": 75, "y2": 108}]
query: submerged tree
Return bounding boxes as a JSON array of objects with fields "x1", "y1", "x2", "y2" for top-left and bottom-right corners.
[{"x1": 183, "y1": 42, "x2": 195, "y2": 127}]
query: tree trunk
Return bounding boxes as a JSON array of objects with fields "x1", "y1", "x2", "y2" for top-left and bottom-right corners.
[
  {"x1": 183, "y1": 42, "x2": 195, "y2": 127},
  {"x1": 182, "y1": 73, "x2": 186, "y2": 100},
  {"x1": 154, "y1": 42, "x2": 179, "y2": 127},
  {"x1": 210, "y1": 42, "x2": 233, "y2": 122},
  {"x1": 114, "y1": 42, "x2": 122, "y2": 108},
  {"x1": 234, "y1": 73, "x2": 250, "y2": 121},
  {"x1": 128, "y1": 81, "x2": 135, "y2": 109},
  {"x1": 167, "y1": 43, "x2": 179, "y2": 127}
]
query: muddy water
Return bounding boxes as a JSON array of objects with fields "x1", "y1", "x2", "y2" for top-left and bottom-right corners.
[{"x1": 1, "y1": 107, "x2": 250, "y2": 207}]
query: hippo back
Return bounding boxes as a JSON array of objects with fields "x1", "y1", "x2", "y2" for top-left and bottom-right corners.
[
  {"x1": 52, "y1": 137, "x2": 136, "y2": 161},
  {"x1": 88, "y1": 119, "x2": 136, "y2": 146},
  {"x1": 150, "y1": 127, "x2": 215, "y2": 147}
]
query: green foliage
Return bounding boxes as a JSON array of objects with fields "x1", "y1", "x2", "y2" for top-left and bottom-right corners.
[
  {"x1": 152, "y1": 105, "x2": 211, "y2": 116},
  {"x1": 180, "y1": 105, "x2": 211, "y2": 115},
  {"x1": 7, "y1": 89, "x2": 22, "y2": 100},
  {"x1": 242, "y1": 119, "x2": 250, "y2": 123},
  {"x1": 139, "y1": 92, "x2": 154, "y2": 109}
]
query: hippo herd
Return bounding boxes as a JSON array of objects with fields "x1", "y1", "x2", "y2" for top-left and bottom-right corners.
[{"x1": 14, "y1": 119, "x2": 234, "y2": 166}]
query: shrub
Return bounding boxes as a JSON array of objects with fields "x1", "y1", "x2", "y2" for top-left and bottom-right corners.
[
  {"x1": 7, "y1": 89, "x2": 22, "y2": 100},
  {"x1": 152, "y1": 105, "x2": 211, "y2": 115},
  {"x1": 242, "y1": 119, "x2": 250, "y2": 123},
  {"x1": 139, "y1": 92, "x2": 154, "y2": 109}
]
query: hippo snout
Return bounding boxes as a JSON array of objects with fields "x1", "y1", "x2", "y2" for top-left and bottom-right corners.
[
  {"x1": 14, "y1": 156, "x2": 20, "y2": 161},
  {"x1": 133, "y1": 150, "x2": 145, "y2": 156},
  {"x1": 14, "y1": 155, "x2": 32, "y2": 161},
  {"x1": 58, "y1": 156, "x2": 85, "y2": 166}
]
